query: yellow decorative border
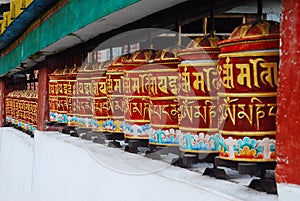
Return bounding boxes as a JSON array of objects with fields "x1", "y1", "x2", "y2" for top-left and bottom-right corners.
[
  {"x1": 149, "y1": 142, "x2": 179, "y2": 146},
  {"x1": 150, "y1": 96, "x2": 178, "y2": 100},
  {"x1": 219, "y1": 130, "x2": 276, "y2": 136},
  {"x1": 219, "y1": 155, "x2": 276, "y2": 162},
  {"x1": 177, "y1": 50, "x2": 220, "y2": 56},
  {"x1": 150, "y1": 124, "x2": 179, "y2": 129},
  {"x1": 178, "y1": 62, "x2": 217, "y2": 67},
  {"x1": 178, "y1": 96, "x2": 217, "y2": 100},
  {"x1": 124, "y1": 95, "x2": 149, "y2": 99},
  {"x1": 147, "y1": 68, "x2": 178, "y2": 73},
  {"x1": 124, "y1": 119, "x2": 150, "y2": 123},
  {"x1": 124, "y1": 135, "x2": 148, "y2": 140},
  {"x1": 218, "y1": 38, "x2": 279, "y2": 49},
  {"x1": 179, "y1": 127, "x2": 218, "y2": 132},
  {"x1": 180, "y1": 149, "x2": 219, "y2": 154},
  {"x1": 218, "y1": 92, "x2": 277, "y2": 98},
  {"x1": 218, "y1": 50, "x2": 279, "y2": 58}
]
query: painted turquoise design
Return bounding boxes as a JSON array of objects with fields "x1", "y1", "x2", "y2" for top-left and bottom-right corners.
[
  {"x1": 57, "y1": 113, "x2": 68, "y2": 123},
  {"x1": 179, "y1": 133, "x2": 222, "y2": 152},
  {"x1": 149, "y1": 129, "x2": 179, "y2": 144},
  {"x1": 123, "y1": 123, "x2": 151, "y2": 137},
  {"x1": 102, "y1": 119, "x2": 117, "y2": 131},
  {"x1": 233, "y1": 137, "x2": 263, "y2": 156},
  {"x1": 49, "y1": 112, "x2": 57, "y2": 122}
]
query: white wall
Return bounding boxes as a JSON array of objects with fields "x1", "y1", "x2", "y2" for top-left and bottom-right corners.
[{"x1": 0, "y1": 127, "x2": 277, "y2": 201}]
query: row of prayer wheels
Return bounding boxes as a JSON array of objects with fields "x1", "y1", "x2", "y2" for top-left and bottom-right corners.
[
  {"x1": 48, "y1": 20, "x2": 279, "y2": 162},
  {"x1": 5, "y1": 90, "x2": 38, "y2": 132}
]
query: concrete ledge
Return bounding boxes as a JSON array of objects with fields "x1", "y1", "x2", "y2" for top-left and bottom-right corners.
[{"x1": 0, "y1": 127, "x2": 277, "y2": 201}]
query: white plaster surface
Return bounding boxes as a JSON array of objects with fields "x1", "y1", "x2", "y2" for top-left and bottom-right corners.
[
  {"x1": 0, "y1": 127, "x2": 279, "y2": 201},
  {"x1": 277, "y1": 183, "x2": 300, "y2": 201}
]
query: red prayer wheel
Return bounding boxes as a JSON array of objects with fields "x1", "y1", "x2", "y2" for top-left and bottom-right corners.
[
  {"x1": 48, "y1": 69, "x2": 59, "y2": 123},
  {"x1": 177, "y1": 34, "x2": 221, "y2": 154},
  {"x1": 65, "y1": 65, "x2": 78, "y2": 127},
  {"x1": 217, "y1": 21, "x2": 279, "y2": 162},
  {"x1": 72, "y1": 63, "x2": 94, "y2": 128},
  {"x1": 5, "y1": 91, "x2": 13, "y2": 124},
  {"x1": 148, "y1": 49, "x2": 180, "y2": 147},
  {"x1": 104, "y1": 54, "x2": 131, "y2": 136},
  {"x1": 91, "y1": 61, "x2": 110, "y2": 133},
  {"x1": 123, "y1": 49, "x2": 156, "y2": 140}
]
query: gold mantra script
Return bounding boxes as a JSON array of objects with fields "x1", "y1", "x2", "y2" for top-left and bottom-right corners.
[
  {"x1": 219, "y1": 57, "x2": 278, "y2": 89},
  {"x1": 73, "y1": 80, "x2": 106, "y2": 96},
  {"x1": 123, "y1": 74, "x2": 178, "y2": 95},
  {"x1": 106, "y1": 76, "x2": 122, "y2": 94},
  {"x1": 150, "y1": 102, "x2": 178, "y2": 120},
  {"x1": 179, "y1": 98, "x2": 217, "y2": 125},
  {"x1": 219, "y1": 96, "x2": 276, "y2": 130},
  {"x1": 180, "y1": 66, "x2": 219, "y2": 93},
  {"x1": 124, "y1": 98, "x2": 150, "y2": 118}
]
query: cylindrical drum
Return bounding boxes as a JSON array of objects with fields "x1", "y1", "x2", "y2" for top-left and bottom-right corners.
[
  {"x1": 55, "y1": 68, "x2": 69, "y2": 123},
  {"x1": 91, "y1": 62, "x2": 109, "y2": 133},
  {"x1": 217, "y1": 21, "x2": 279, "y2": 161},
  {"x1": 123, "y1": 49, "x2": 156, "y2": 140},
  {"x1": 23, "y1": 90, "x2": 30, "y2": 131},
  {"x1": 72, "y1": 63, "x2": 94, "y2": 128},
  {"x1": 48, "y1": 70, "x2": 59, "y2": 123},
  {"x1": 30, "y1": 90, "x2": 38, "y2": 132},
  {"x1": 104, "y1": 54, "x2": 131, "y2": 136},
  {"x1": 177, "y1": 34, "x2": 221, "y2": 154},
  {"x1": 5, "y1": 91, "x2": 13, "y2": 124},
  {"x1": 65, "y1": 65, "x2": 78, "y2": 127},
  {"x1": 148, "y1": 50, "x2": 180, "y2": 147}
]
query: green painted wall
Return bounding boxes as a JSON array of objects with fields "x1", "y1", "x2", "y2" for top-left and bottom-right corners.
[{"x1": 0, "y1": 0, "x2": 140, "y2": 75}]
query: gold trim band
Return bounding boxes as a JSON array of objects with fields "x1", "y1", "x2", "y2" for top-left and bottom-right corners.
[
  {"x1": 179, "y1": 127, "x2": 218, "y2": 132},
  {"x1": 178, "y1": 96, "x2": 217, "y2": 100},
  {"x1": 219, "y1": 155, "x2": 276, "y2": 162},
  {"x1": 178, "y1": 62, "x2": 217, "y2": 67},
  {"x1": 150, "y1": 96, "x2": 178, "y2": 101},
  {"x1": 147, "y1": 68, "x2": 178, "y2": 73},
  {"x1": 218, "y1": 51, "x2": 279, "y2": 58},
  {"x1": 124, "y1": 119, "x2": 150, "y2": 123},
  {"x1": 149, "y1": 142, "x2": 179, "y2": 146},
  {"x1": 124, "y1": 95, "x2": 149, "y2": 99},
  {"x1": 150, "y1": 124, "x2": 179, "y2": 129},
  {"x1": 180, "y1": 149, "x2": 219, "y2": 154},
  {"x1": 218, "y1": 92, "x2": 277, "y2": 98},
  {"x1": 219, "y1": 130, "x2": 276, "y2": 136}
]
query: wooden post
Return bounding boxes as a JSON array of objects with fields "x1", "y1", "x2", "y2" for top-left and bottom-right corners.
[
  {"x1": 276, "y1": 0, "x2": 300, "y2": 186},
  {"x1": 37, "y1": 61, "x2": 50, "y2": 131}
]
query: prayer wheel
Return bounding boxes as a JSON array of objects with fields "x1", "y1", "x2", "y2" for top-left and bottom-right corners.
[
  {"x1": 104, "y1": 54, "x2": 131, "y2": 136},
  {"x1": 72, "y1": 63, "x2": 94, "y2": 128},
  {"x1": 123, "y1": 49, "x2": 156, "y2": 140},
  {"x1": 5, "y1": 91, "x2": 13, "y2": 124},
  {"x1": 49, "y1": 68, "x2": 69, "y2": 123},
  {"x1": 65, "y1": 65, "x2": 78, "y2": 127},
  {"x1": 217, "y1": 21, "x2": 279, "y2": 161},
  {"x1": 148, "y1": 49, "x2": 180, "y2": 147},
  {"x1": 29, "y1": 90, "x2": 38, "y2": 132},
  {"x1": 91, "y1": 62, "x2": 109, "y2": 133},
  {"x1": 177, "y1": 34, "x2": 221, "y2": 154}
]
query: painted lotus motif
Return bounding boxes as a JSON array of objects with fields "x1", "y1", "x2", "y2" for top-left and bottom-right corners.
[
  {"x1": 219, "y1": 136, "x2": 276, "y2": 161},
  {"x1": 124, "y1": 123, "x2": 151, "y2": 138},
  {"x1": 179, "y1": 132, "x2": 222, "y2": 152},
  {"x1": 149, "y1": 128, "x2": 179, "y2": 145},
  {"x1": 102, "y1": 120, "x2": 124, "y2": 132}
]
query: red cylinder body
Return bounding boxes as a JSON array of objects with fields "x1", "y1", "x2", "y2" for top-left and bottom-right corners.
[
  {"x1": 123, "y1": 49, "x2": 156, "y2": 140},
  {"x1": 148, "y1": 50, "x2": 180, "y2": 146},
  {"x1": 217, "y1": 21, "x2": 279, "y2": 162},
  {"x1": 177, "y1": 35, "x2": 221, "y2": 154}
]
